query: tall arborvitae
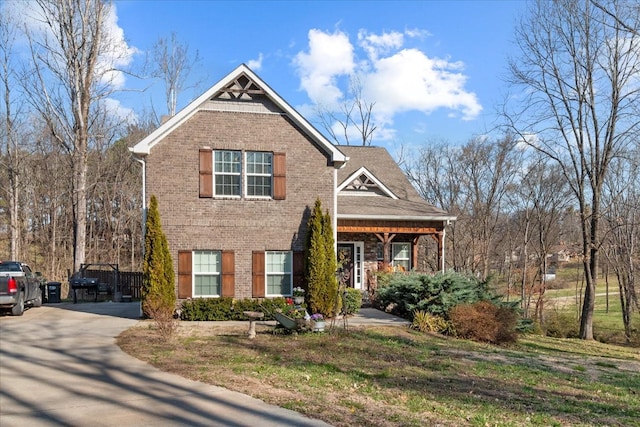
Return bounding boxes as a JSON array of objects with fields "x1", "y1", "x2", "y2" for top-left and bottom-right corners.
[
  {"x1": 323, "y1": 209, "x2": 339, "y2": 313},
  {"x1": 304, "y1": 198, "x2": 338, "y2": 316},
  {"x1": 142, "y1": 195, "x2": 176, "y2": 318}
]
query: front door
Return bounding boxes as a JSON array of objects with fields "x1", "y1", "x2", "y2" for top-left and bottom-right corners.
[{"x1": 337, "y1": 243, "x2": 354, "y2": 288}]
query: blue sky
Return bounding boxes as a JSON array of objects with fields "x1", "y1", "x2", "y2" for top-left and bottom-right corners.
[{"x1": 13, "y1": 0, "x2": 529, "y2": 152}]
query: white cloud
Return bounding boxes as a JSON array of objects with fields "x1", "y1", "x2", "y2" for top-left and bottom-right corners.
[
  {"x1": 103, "y1": 98, "x2": 136, "y2": 123},
  {"x1": 292, "y1": 29, "x2": 355, "y2": 105},
  {"x1": 367, "y1": 48, "x2": 482, "y2": 121},
  {"x1": 247, "y1": 53, "x2": 264, "y2": 71},
  {"x1": 357, "y1": 30, "x2": 404, "y2": 61},
  {"x1": 293, "y1": 28, "x2": 482, "y2": 142},
  {"x1": 9, "y1": 1, "x2": 137, "y2": 91},
  {"x1": 98, "y1": 4, "x2": 139, "y2": 89}
]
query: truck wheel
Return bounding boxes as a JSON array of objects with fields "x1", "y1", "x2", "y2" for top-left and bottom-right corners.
[
  {"x1": 32, "y1": 289, "x2": 43, "y2": 307},
  {"x1": 11, "y1": 292, "x2": 24, "y2": 316}
]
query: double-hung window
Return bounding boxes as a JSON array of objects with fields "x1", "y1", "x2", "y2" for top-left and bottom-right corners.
[
  {"x1": 265, "y1": 251, "x2": 292, "y2": 296},
  {"x1": 193, "y1": 250, "x2": 221, "y2": 296},
  {"x1": 201, "y1": 150, "x2": 285, "y2": 200},
  {"x1": 392, "y1": 243, "x2": 411, "y2": 271},
  {"x1": 214, "y1": 150, "x2": 241, "y2": 196},
  {"x1": 246, "y1": 152, "x2": 273, "y2": 197}
]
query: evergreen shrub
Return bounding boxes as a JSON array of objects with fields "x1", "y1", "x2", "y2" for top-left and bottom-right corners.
[
  {"x1": 542, "y1": 311, "x2": 580, "y2": 338},
  {"x1": 342, "y1": 288, "x2": 362, "y2": 315},
  {"x1": 375, "y1": 271, "x2": 496, "y2": 319},
  {"x1": 180, "y1": 297, "x2": 290, "y2": 321},
  {"x1": 142, "y1": 195, "x2": 176, "y2": 322}
]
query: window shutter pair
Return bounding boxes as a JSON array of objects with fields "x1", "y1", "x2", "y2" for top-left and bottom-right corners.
[
  {"x1": 252, "y1": 251, "x2": 304, "y2": 297},
  {"x1": 199, "y1": 150, "x2": 285, "y2": 199},
  {"x1": 177, "y1": 250, "x2": 235, "y2": 298}
]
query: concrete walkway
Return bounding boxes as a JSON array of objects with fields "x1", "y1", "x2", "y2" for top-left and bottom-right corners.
[{"x1": 0, "y1": 302, "x2": 333, "y2": 427}]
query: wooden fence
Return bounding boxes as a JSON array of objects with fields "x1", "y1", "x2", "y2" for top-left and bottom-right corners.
[{"x1": 82, "y1": 269, "x2": 143, "y2": 299}]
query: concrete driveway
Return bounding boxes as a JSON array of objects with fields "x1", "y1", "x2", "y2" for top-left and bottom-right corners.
[{"x1": 0, "y1": 302, "x2": 330, "y2": 427}]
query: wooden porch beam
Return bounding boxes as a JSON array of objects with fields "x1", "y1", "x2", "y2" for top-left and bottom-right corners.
[{"x1": 339, "y1": 225, "x2": 438, "y2": 234}]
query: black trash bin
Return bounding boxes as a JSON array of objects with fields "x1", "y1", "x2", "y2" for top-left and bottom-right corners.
[
  {"x1": 40, "y1": 283, "x2": 48, "y2": 303},
  {"x1": 47, "y1": 282, "x2": 62, "y2": 303}
]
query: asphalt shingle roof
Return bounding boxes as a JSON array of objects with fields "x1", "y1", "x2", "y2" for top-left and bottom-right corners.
[{"x1": 336, "y1": 146, "x2": 454, "y2": 221}]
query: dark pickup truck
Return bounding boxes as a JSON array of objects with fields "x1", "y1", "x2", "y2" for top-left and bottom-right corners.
[{"x1": 0, "y1": 261, "x2": 43, "y2": 316}]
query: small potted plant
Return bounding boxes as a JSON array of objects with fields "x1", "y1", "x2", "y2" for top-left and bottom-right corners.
[
  {"x1": 311, "y1": 313, "x2": 325, "y2": 332},
  {"x1": 292, "y1": 287, "x2": 305, "y2": 305}
]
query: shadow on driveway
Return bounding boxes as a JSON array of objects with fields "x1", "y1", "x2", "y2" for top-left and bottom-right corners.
[{"x1": 0, "y1": 303, "x2": 329, "y2": 427}]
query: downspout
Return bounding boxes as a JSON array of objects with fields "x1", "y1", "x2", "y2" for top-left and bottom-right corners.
[
  {"x1": 333, "y1": 167, "x2": 338, "y2": 253},
  {"x1": 134, "y1": 155, "x2": 147, "y2": 244},
  {"x1": 134, "y1": 155, "x2": 146, "y2": 319}
]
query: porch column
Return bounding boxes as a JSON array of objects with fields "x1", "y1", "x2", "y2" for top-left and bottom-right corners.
[
  {"x1": 431, "y1": 232, "x2": 444, "y2": 273},
  {"x1": 437, "y1": 231, "x2": 444, "y2": 272},
  {"x1": 375, "y1": 233, "x2": 396, "y2": 266}
]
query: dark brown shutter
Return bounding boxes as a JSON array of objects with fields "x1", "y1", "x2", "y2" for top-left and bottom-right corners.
[
  {"x1": 221, "y1": 250, "x2": 235, "y2": 297},
  {"x1": 273, "y1": 152, "x2": 286, "y2": 200},
  {"x1": 178, "y1": 250, "x2": 192, "y2": 298},
  {"x1": 293, "y1": 251, "x2": 305, "y2": 287},
  {"x1": 199, "y1": 149, "x2": 213, "y2": 198},
  {"x1": 252, "y1": 251, "x2": 265, "y2": 297}
]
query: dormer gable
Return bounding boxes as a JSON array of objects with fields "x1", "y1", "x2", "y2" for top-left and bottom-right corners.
[{"x1": 337, "y1": 166, "x2": 398, "y2": 199}]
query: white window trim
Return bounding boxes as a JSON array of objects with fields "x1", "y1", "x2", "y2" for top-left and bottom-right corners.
[
  {"x1": 213, "y1": 150, "x2": 242, "y2": 198},
  {"x1": 392, "y1": 242, "x2": 411, "y2": 270},
  {"x1": 244, "y1": 151, "x2": 273, "y2": 199},
  {"x1": 192, "y1": 250, "x2": 222, "y2": 297},
  {"x1": 265, "y1": 250, "x2": 293, "y2": 297}
]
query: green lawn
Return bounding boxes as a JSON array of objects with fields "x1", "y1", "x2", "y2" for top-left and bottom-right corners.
[{"x1": 119, "y1": 323, "x2": 640, "y2": 427}]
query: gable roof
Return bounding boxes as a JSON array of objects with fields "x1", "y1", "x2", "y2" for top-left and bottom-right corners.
[
  {"x1": 336, "y1": 146, "x2": 456, "y2": 221},
  {"x1": 130, "y1": 64, "x2": 348, "y2": 166}
]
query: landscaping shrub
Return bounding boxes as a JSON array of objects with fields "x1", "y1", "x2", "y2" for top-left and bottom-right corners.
[
  {"x1": 541, "y1": 310, "x2": 580, "y2": 338},
  {"x1": 375, "y1": 271, "x2": 496, "y2": 319},
  {"x1": 142, "y1": 195, "x2": 176, "y2": 320},
  {"x1": 305, "y1": 198, "x2": 339, "y2": 317},
  {"x1": 180, "y1": 297, "x2": 290, "y2": 321},
  {"x1": 448, "y1": 301, "x2": 518, "y2": 344},
  {"x1": 342, "y1": 288, "x2": 362, "y2": 315},
  {"x1": 411, "y1": 310, "x2": 451, "y2": 334}
]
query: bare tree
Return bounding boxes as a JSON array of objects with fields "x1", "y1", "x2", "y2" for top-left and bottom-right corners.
[
  {"x1": 315, "y1": 74, "x2": 377, "y2": 146},
  {"x1": 0, "y1": 6, "x2": 24, "y2": 260},
  {"x1": 602, "y1": 157, "x2": 639, "y2": 342},
  {"x1": 149, "y1": 32, "x2": 202, "y2": 117},
  {"x1": 405, "y1": 135, "x2": 520, "y2": 278},
  {"x1": 505, "y1": 0, "x2": 640, "y2": 339},
  {"x1": 23, "y1": 0, "x2": 130, "y2": 274}
]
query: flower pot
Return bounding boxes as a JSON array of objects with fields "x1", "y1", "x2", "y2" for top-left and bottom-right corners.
[
  {"x1": 293, "y1": 296, "x2": 304, "y2": 305},
  {"x1": 313, "y1": 320, "x2": 326, "y2": 332}
]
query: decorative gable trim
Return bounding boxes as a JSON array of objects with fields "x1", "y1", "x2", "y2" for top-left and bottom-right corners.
[
  {"x1": 130, "y1": 64, "x2": 348, "y2": 167},
  {"x1": 337, "y1": 166, "x2": 398, "y2": 199}
]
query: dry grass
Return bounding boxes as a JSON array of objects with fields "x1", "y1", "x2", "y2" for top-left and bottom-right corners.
[{"x1": 118, "y1": 321, "x2": 640, "y2": 427}]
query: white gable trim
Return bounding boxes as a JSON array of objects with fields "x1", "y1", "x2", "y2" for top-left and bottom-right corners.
[
  {"x1": 337, "y1": 166, "x2": 398, "y2": 199},
  {"x1": 130, "y1": 64, "x2": 348, "y2": 166}
]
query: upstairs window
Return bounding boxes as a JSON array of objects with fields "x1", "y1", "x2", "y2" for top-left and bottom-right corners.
[
  {"x1": 200, "y1": 150, "x2": 285, "y2": 199},
  {"x1": 214, "y1": 150, "x2": 241, "y2": 196},
  {"x1": 246, "y1": 152, "x2": 273, "y2": 197}
]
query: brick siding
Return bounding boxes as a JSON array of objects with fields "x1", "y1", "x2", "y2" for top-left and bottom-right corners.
[{"x1": 146, "y1": 109, "x2": 335, "y2": 299}]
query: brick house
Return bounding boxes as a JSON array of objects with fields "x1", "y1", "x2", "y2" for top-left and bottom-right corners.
[{"x1": 131, "y1": 64, "x2": 454, "y2": 300}]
